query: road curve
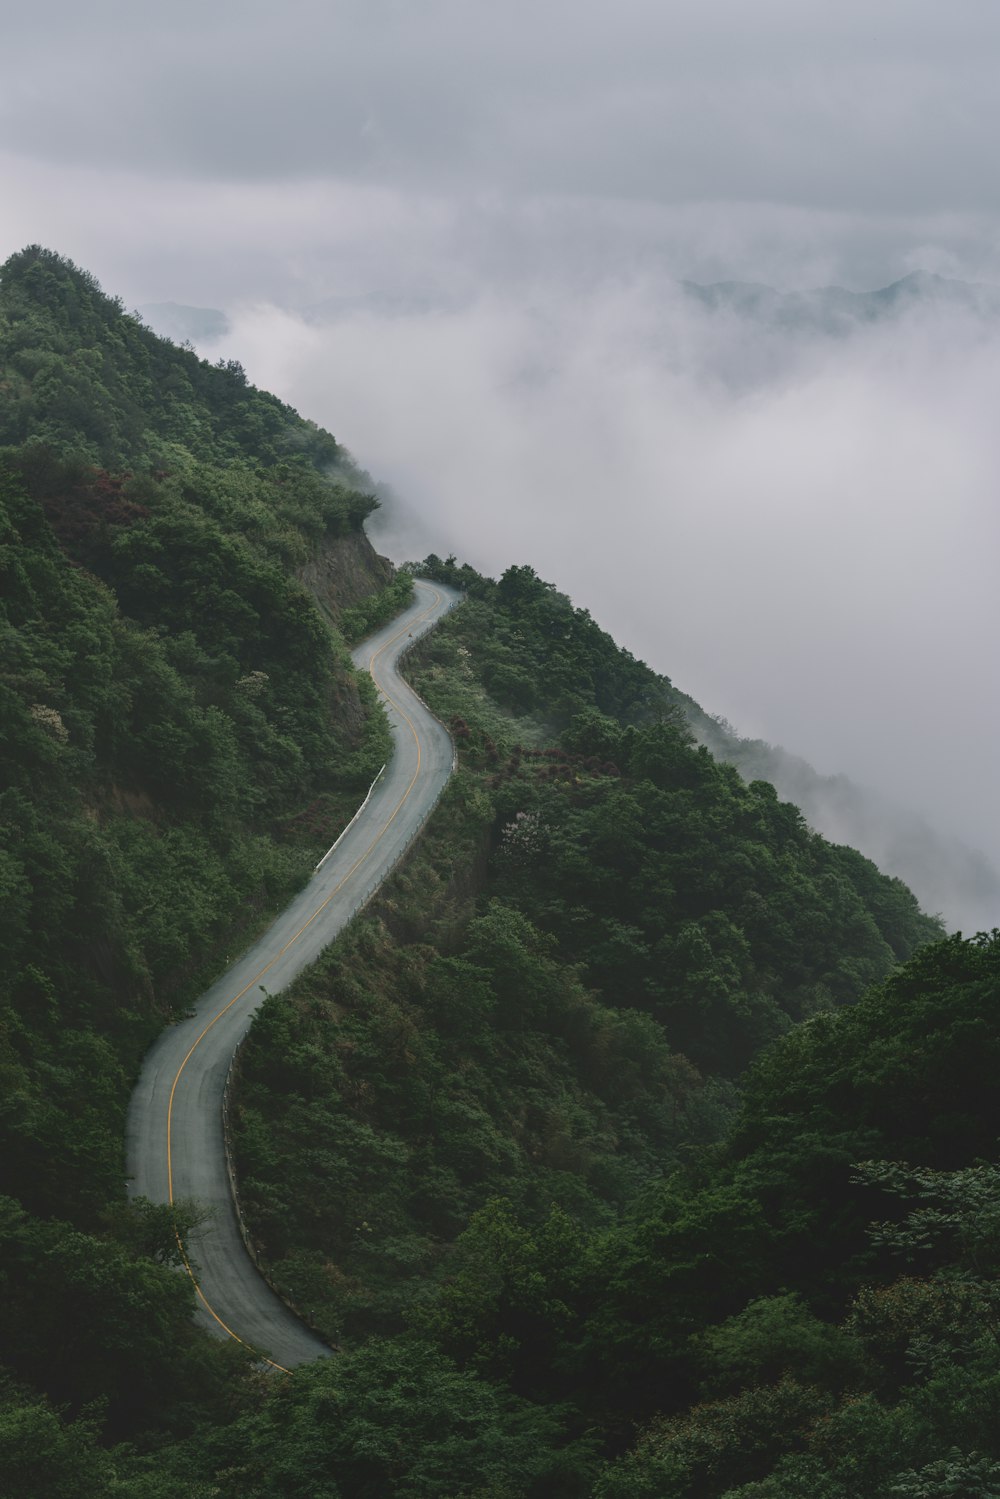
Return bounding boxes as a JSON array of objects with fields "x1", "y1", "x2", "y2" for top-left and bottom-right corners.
[{"x1": 126, "y1": 579, "x2": 461, "y2": 1370}]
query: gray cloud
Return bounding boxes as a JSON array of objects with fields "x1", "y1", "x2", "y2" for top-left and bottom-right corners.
[
  {"x1": 4, "y1": 2, "x2": 1000, "y2": 222},
  {"x1": 6, "y1": 3, "x2": 1000, "y2": 300},
  {"x1": 209, "y1": 278, "x2": 1000, "y2": 929}
]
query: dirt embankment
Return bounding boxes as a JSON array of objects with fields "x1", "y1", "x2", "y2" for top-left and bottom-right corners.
[{"x1": 297, "y1": 528, "x2": 394, "y2": 621}]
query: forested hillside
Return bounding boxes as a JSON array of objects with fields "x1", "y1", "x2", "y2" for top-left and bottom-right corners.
[
  {"x1": 0, "y1": 248, "x2": 405, "y2": 1480},
  {"x1": 213, "y1": 562, "x2": 1000, "y2": 1498},
  {"x1": 2, "y1": 251, "x2": 997, "y2": 1497}
]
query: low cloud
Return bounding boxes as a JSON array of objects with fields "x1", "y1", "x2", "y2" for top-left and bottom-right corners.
[{"x1": 214, "y1": 273, "x2": 1000, "y2": 930}]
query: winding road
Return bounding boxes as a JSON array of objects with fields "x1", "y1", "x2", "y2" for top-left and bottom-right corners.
[{"x1": 126, "y1": 579, "x2": 461, "y2": 1370}]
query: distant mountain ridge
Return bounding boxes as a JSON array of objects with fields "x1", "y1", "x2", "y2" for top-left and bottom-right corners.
[
  {"x1": 680, "y1": 269, "x2": 1000, "y2": 334},
  {"x1": 138, "y1": 301, "x2": 229, "y2": 344},
  {"x1": 137, "y1": 270, "x2": 1000, "y2": 342}
]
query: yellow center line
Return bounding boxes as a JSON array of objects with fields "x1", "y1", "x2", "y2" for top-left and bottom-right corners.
[{"x1": 165, "y1": 584, "x2": 443, "y2": 1369}]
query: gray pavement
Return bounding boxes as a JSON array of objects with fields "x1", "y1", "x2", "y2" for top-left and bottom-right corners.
[{"x1": 125, "y1": 579, "x2": 461, "y2": 1369}]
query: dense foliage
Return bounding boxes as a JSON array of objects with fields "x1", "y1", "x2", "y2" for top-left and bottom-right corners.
[
  {"x1": 4, "y1": 251, "x2": 994, "y2": 1496},
  {"x1": 0, "y1": 245, "x2": 367, "y2": 480},
  {"x1": 219, "y1": 560, "x2": 972, "y2": 1494},
  {"x1": 233, "y1": 773, "x2": 733, "y2": 1343},
  {"x1": 337, "y1": 572, "x2": 416, "y2": 645},
  {"x1": 0, "y1": 249, "x2": 394, "y2": 1479}
]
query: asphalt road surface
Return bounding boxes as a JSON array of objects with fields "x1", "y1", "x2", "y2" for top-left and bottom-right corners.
[{"x1": 126, "y1": 579, "x2": 461, "y2": 1369}]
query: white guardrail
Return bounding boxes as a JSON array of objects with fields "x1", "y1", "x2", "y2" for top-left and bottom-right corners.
[{"x1": 314, "y1": 764, "x2": 386, "y2": 872}]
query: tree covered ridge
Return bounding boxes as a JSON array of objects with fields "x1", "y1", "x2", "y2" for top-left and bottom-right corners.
[
  {"x1": 417, "y1": 558, "x2": 941, "y2": 1064},
  {"x1": 1, "y1": 245, "x2": 363, "y2": 481},
  {"x1": 210, "y1": 558, "x2": 981, "y2": 1495},
  {"x1": 0, "y1": 248, "x2": 406, "y2": 1481},
  {"x1": 0, "y1": 247, "x2": 394, "y2": 1046}
]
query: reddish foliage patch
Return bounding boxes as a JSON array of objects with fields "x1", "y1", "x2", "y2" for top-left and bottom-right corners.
[{"x1": 39, "y1": 466, "x2": 150, "y2": 562}]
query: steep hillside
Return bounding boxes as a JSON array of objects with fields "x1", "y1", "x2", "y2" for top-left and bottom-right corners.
[
  {"x1": 1, "y1": 251, "x2": 991, "y2": 1498},
  {"x1": 688, "y1": 708, "x2": 1000, "y2": 935},
  {"x1": 0, "y1": 249, "x2": 406, "y2": 1460},
  {"x1": 211, "y1": 558, "x2": 960, "y2": 1494}
]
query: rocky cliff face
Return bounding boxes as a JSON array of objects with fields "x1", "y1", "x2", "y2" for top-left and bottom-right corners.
[{"x1": 298, "y1": 528, "x2": 395, "y2": 620}]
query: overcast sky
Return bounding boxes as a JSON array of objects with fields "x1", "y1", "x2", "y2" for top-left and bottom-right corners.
[
  {"x1": 4, "y1": 1, "x2": 1000, "y2": 923},
  {"x1": 7, "y1": 0, "x2": 1000, "y2": 300}
]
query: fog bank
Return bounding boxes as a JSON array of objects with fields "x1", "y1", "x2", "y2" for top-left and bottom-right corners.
[{"x1": 210, "y1": 275, "x2": 1000, "y2": 931}]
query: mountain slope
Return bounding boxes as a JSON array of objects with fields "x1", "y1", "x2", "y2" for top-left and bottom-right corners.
[
  {"x1": 0, "y1": 247, "x2": 402, "y2": 1449},
  {"x1": 2, "y1": 250, "x2": 989, "y2": 1498},
  {"x1": 224, "y1": 557, "x2": 941, "y2": 1362},
  {"x1": 685, "y1": 706, "x2": 1000, "y2": 934}
]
